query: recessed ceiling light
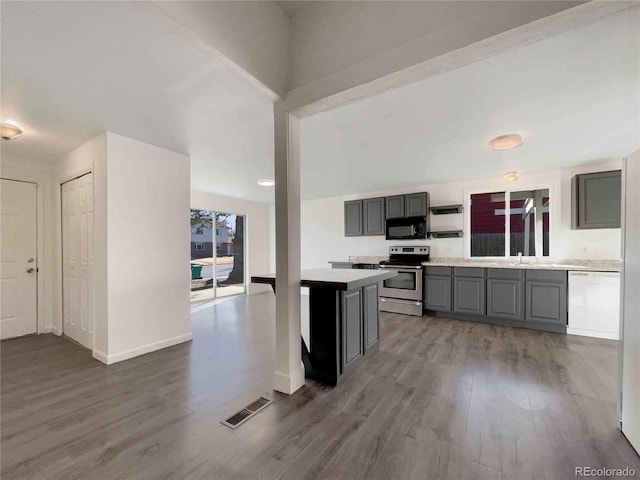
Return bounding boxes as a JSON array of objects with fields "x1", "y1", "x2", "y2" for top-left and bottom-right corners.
[
  {"x1": 1, "y1": 122, "x2": 24, "y2": 140},
  {"x1": 504, "y1": 172, "x2": 519, "y2": 181},
  {"x1": 489, "y1": 133, "x2": 522, "y2": 150},
  {"x1": 257, "y1": 179, "x2": 275, "y2": 187}
]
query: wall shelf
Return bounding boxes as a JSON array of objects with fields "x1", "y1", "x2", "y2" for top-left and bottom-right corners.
[
  {"x1": 430, "y1": 205, "x2": 463, "y2": 215},
  {"x1": 430, "y1": 230, "x2": 464, "y2": 239}
]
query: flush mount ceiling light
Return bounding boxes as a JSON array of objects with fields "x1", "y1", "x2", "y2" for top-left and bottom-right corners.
[
  {"x1": 1, "y1": 122, "x2": 24, "y2": 140},
  {"x1": 257, "y1": 179, "x2": 275, "y2": 187},
  {"x1": 489, "y1": 133, "x2": 522, "y2": 150},
  {"x1": 504, "y1": 171, "x2": 519, "y2": 181}
]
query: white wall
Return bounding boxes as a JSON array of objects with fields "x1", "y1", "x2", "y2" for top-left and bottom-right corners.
[
  {"x1": 104, "y1": 133, "x2": 191, "y2": 362},
  {"x1": 289, "y1": 1, "x2": 583, "y2": 90},
  {"x1": 191, "y1": 190, "x2": 272, "y2": 295},
  {"x1": 620, "y1": 150, "x2": 640, "y2": 453},
  {"x1": 300, "y1": 161, "x2": 622, "y2": 269}
]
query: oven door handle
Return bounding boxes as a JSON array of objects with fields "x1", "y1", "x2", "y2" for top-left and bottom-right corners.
[{"x1": 379, "y1": 265, "x2": 423, "y2": 270}]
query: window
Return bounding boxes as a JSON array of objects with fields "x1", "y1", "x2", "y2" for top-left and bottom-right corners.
[
  {"x1": 194, "y1": 242, "x2": 204, "y2": 251},
  {"x1": 195, "y1": 227, "x2": 203, "y2": 235},
  {"x1": 216, "y1": 228, "x2": 222, "y2": 236},
  {"x1": 470, "y1": 189, "x2": 550, "y2": 257}
]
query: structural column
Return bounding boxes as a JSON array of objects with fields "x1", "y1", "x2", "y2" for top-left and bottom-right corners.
[{"x1": 272, "y1": 111, "x2": 305, "y2": 394}]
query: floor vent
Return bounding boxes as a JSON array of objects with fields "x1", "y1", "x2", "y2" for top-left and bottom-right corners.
[{"x1": 221, "y1": 396, "x2": 272, "y2": 430}]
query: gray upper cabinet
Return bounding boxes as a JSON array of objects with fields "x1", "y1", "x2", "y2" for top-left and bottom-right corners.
[
  {"x1": 572, "y1": 170, "x2": 621, "y2": 229},
  {"x1": 344, "y1": 200, "x2": 363, "y2": 236},
  {"x1": 406, "y1": 192, "x2": 429, "y2": 217},
  {"x1": 453, "y1": 274, "x2": 486, "y2": 315},
  {"x1": 385, "y1": 195, "x2": 405, "y2": 219},
  {"x1": 363, "y1": 197, "x2": 385, "y2": 236}
]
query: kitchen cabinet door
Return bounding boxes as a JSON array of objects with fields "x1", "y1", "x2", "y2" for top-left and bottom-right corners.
[
  {"x1": 342, "y1": 288, "x2": 363, "y2": 373},
  {"x1": 363, "y1": 197, "x2": 385, "y2": 236},
  {"x1": 424, "y1": 275, "x2": 452, "y2": 312},
  {"x1": 572, "y1": 170, "x2": 621, "y2": 229},
  {"x1": 525, "y1": 281, "x2": 567, "y2": 324},
  {"x1": 405, "y1": 192, "x2": 429, "y2": 217},
  {"x1": 362, "y1": 283, "x2": 379, "y2": 352},
  {"x1": 487, "y1": 278, "x2": 523, "y2": 320},
  {"x1": 344, "y1": 200, "x2": 363, "y2": 236},
  {"x1": 385, "y1": 195, "x2": 405, "y2": 219},
  {"x1": 454, "y1": 277, "x2": 486, "y2": 315}
]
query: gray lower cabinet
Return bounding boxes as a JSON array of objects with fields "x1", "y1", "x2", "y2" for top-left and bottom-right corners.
[
  {"x1": 406, "y1": 192, "x2": 429, "y2": 217},
  {"x1": 525, "y1": 281, "x2": 567, "y2": 324},
  {"x1": 572, "y1": 170, "x2": 621, "y2": 229},
  {"x1": 385, "y1": 195, "x2": 405, "y2": 219},
  {"x1": 344, "y1": 200, "x2": 363, "y2": 236},
  {"x1": 487, "y1": 279, "x2": 523, "y2": 320},
  {"x1": 363, "y1": 197, "x2": 385, "y2": 235},
  {"x1": 424, "y1": 275, "x2": 452, "y2": 311},
  {"x1": 453, "y1": 276, "x2": 486, "y2": 315},
  {"x1": 362, "y1": 283, "x2": 379, "y2": 352},
  {"x1": 342, "y1": 288, "x2": 363, "y2": 373}
]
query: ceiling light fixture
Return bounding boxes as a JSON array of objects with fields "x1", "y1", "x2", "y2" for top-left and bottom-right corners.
[
  {"x1": 1, "y1": 122, "x2": 24, "y2": 140},
  {"x1": 257, "y1": 179, "x2": 275, "y2": 187},
  {"x1": 489, "y1": 133, "x2": 522, "y2": 150},
  {"x1": 504, "y1": 172, "x2": 519, "y2": 182}
]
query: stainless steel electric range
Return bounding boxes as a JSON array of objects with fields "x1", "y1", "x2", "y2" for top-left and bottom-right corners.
[{"x1": 378, "y1": 246, "x2": 429, "y2": 316}]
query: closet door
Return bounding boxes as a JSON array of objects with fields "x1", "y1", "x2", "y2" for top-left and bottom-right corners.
[{"x1": 62, "y1": 173, "x2": 94, "y2": 349}]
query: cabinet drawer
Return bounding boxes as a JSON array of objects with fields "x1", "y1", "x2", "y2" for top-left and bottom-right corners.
[
  {"x1": 487, "y1": 268, "x2": 524, "y2": 280},
  {"x1": 454, "y1": 267, "x2": 485, "y2": 278},
  {"x1": 424, "y1": 266, "x2": 451, "y2": 276},
  {"x1": 525, "y1": 270, "x2": 567, "y2": 283}
]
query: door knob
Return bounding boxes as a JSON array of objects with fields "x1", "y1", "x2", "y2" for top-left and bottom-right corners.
[
  {"x1": 26, "y1": 268, "x2": 35, "y2": 274},
  {"x1": 27, "y1": 258, "x2": 34, "y2": 263}
]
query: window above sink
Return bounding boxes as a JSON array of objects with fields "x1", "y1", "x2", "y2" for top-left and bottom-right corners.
[{"x1": 467, "y1": 187, "x2": 552, "y2": 258}]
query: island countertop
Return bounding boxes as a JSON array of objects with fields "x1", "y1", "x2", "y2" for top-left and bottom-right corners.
[{"x1": 251, "y1": 268, "x2": 397, "y2": 291}]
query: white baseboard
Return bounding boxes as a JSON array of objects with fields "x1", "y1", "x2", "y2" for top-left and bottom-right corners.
[
  {"x1": 92, "y1": 333, "x2": 193, "y2": 365},
  {"x1": 40, "y1": 326, "x2": 59, "y2": 335},
  {"x1": 567, "y1": 327, "x2": 619, "y2": 340},
  {"x1": 273, "y1": 363, "x2": 305, "y2": 395}
]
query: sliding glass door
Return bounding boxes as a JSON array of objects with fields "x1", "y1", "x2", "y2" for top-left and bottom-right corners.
[{"x1": 190, "y1": 209, "x2": 246, "y2": 302}]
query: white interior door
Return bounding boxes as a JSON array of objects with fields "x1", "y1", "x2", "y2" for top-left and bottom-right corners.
[
  {"x1": 0, "y1": 179, "x2": 38, "y2": 339},
  {"x1": 62, "y1": 173, "x2": 94, "y2": 349},
  {"x1": 620, "y1": 151, "x2": 640, "y2": 454}
]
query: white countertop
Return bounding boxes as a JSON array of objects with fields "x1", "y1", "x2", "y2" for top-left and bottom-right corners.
[
  {"x1": 423, "y1": 257, "x2": 620, "y2": 272},
  {"x1": 252, "y1": 268, "x2": 397, "y2": 290}
]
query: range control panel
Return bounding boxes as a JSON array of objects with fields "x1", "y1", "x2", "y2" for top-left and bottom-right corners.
[{"x1": 389, "y1": 246, "x2": 429, "y2": 255}]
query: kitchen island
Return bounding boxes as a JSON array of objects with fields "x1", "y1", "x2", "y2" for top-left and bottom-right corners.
[{"x1": 252, "y1": 268, "x2": 397, "y2": 386}]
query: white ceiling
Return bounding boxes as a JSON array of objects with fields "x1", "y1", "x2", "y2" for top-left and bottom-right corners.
[
  {"x1": 2, "y1": 3, "x2": 638, "y2": 205},
  {"x1": 300, "y1": 9, "x2": 640, "y2": 200},
  {"x1": 1, "y1": 1, "x2": 276, "y2": 203},
  {"x1": 276, "y1": 1, "x2": 315, "y2": 17}
]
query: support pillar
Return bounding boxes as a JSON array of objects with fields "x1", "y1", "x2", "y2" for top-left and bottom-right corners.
[{"x1": 272, "y1": 111, "x2": 305, "y2": 394}]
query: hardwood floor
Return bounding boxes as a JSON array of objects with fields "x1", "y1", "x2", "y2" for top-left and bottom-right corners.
[{"x1": 2, "y1": 293, "x2": 638, "y2": 479}]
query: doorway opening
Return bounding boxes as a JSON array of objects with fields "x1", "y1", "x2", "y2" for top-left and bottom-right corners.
[{"x1": 190, "y1": 209, "x2": 246, "y2": 303}]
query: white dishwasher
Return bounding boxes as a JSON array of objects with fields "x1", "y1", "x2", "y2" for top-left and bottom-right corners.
[{"x1": 568, "y1": 271, "x2": 620, "y2": 340}]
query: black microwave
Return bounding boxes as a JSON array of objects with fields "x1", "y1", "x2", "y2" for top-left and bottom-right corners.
[{"x1": 385, "y1": 216, "x2": 428, "y2": 240}]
